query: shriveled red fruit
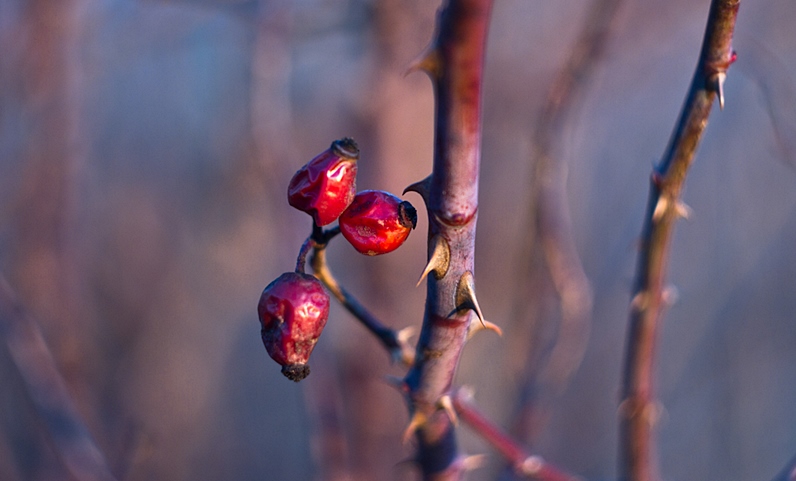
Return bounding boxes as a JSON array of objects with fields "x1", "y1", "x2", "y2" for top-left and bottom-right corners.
[
  {"x1": 258, "y1": 272, "x2": 330, "y2": 381},
  {"x1": 339, "y1": 190, "x2": 417, "y2": 256},
  {"x1": 288, "y1": 138, "x2": 358, "y2": 226}
]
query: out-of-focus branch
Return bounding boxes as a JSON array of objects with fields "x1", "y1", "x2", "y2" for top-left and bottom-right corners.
[
  {"x1": 619, "y1": 2, "x2": 739, "y2": 481},
  {"x1": 771, "y1": 454, "x2": 796, "y2": 481},
  {"x1": 307, "y1": 228, "x2": 414, "y2": 366},
  {"x1": 401, "y1": 0, "x2": 493, "y2": 478},
  {"x1": 531, "y1": 0, "x2": 623, "y2": 399},
  {"x1": 452, "y1": 389, "x2": 580, "y2": 481},
  {"x1": 0, "y1": 276, "x2": 117, "y2": 481}
]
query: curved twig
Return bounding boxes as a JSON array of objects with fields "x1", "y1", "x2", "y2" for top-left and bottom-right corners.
[{"x1": 619, "y1": 2, "x2": 740, "y2": 481}]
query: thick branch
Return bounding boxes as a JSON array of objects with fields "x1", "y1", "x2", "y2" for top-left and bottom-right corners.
[
  {"x1": 403, "y1": 0, "x2": 494, "y2": 479},
  {"x1": 619, "y1": 2, "x2": 739, "y2": 481},
  {"x1": 0, "y1": 276, "x2": 117, "y2": 481}
]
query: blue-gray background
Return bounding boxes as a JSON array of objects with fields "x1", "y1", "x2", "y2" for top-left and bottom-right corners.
[{"x1": 1, "y1": 0, "x2": 795, "y2": 480}]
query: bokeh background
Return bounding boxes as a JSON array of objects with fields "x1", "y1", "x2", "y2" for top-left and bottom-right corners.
[{"x1": 1, "y1": 0, "x2": 795, "y2": 480}]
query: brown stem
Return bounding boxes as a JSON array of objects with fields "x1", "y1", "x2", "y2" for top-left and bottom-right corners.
[
  {"x1": 619, "y1": 2, "x2": 740, "y2": 481},
  {"x1": 452, "y1": 390, "x2": 580, "y2": 481},
  {"x1": 402, "y1": 0, "x2": 493, "y2": 478},
  {"x1": 0, "y1": 276, "x2": 117, "y2": 481},
  {"x1": 309, "y1": 233, "x2": 413, "y2": 366}
]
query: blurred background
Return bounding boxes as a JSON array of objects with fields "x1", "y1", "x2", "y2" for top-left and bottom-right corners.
[{"x1": 1, "y1": 0, "x2": 795, "y2": 480}]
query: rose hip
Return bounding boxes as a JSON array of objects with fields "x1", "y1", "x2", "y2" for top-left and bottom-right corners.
[
  {"x1": 339, "y1": 190, "x2": 417, "y2": 256},
  {"x1": 288, "y1": 138, "x2": 358, "y2": 226},
  {"x1": 258, "y1": 272, "x2": 330, "y2": 381}
]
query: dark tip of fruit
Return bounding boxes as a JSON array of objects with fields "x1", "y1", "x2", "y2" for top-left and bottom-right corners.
[
  {"x1": 282, "y1": 363, "x2": 310, "y2": 382},
  {"x1": 332, "y1": 137, "x2": 359, "y2": 160},
  {"x1": 398, "y1": 201, "x2": 418, "y2": 229}
]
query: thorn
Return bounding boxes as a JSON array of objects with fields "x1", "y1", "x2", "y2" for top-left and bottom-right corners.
[
  {"x1": 454, "y1": 271, "x2": 485, "y2": 326},
  {"x1": 631, "y1": 292, "x2": 648, "y2": 312},
  {"x1": 403, "y1": 175, "x2": 432, "y2": 205},
  {"x1": 518, "y1": 455, "x2": 544, "y2": 476},
  {"x1": 392, "y1": 326, "x2": 416, "y2": 366},
  {"x1": 437, "y1": 395, "x2": 458, "y2": 426},
  {"x1": 402, "y1": 411, "x2": 427, "y2": 444},
  {"x1": 466, "y1": 319, "x2": 503, "y2": 340},
  {"x1": 461, "y1": 454, "x2": 489, "y2": 472},
  {"x1": 417, "y1": 236, "x2": 450, "y2": 286},
  {"x1": 716, "y1": 72, "x2": 726, "y2": 110},
  {"x1": 675, "y1": 201, "x2": 692, "y2": 220},
  {"x1": 384, "y1": 375, "x2": 409, "y2": 395},
  {"x1": 662, "y1": 285, "x2": 679, "y2": 306},
  {"x1": 652, "y1": 195, "x2": 669, "y2": 221},
  {"x1": 456, "y1": 385, "x2": 475, "y2": 403},
  {"x1": 406, "y1": 48, "x2": 441, "y2": 79}
]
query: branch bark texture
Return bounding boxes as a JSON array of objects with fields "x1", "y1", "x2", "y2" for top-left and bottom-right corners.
[
  {"x1": 619, "y1": 2, "x2": 740, "y2": 481},
  {"x1": 403, "y1": 0, "x2": 493, "y2": 478}
]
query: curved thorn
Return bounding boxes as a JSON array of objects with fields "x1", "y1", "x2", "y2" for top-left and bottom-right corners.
[
  {"x1": 392, "y1": 326, "x2": 416, "y2": 366},
  {"x1": 417, "y1": 235, "x2": 451, "y2": 286},
  {"x1": 403, "y1": 175, "x2": 432, "y2": 205},
  {"x1": 438, "y1": 395, "x2": 458, "y2": 426},
  {"x1": 402, "y1": 411, "x2": 427, "y2": 445},
  {"x1": 406, "y1": 48, "x2": 442, "y2": 79},
  {"x1": 454, "y1": 271, "x2": 485, "y2": 326},
  {"x1": 675, "y1": 201, "x2": 692, "y2": 220},
  {"x1": 466, "y1": 319, "x2": 503, "y2": 340},
  {"x1": 652, "y1": 196, "x2": 669, "y2": 221},
  {"x1": 461, "y1": 454, "x2": 489, "y2": 472}
]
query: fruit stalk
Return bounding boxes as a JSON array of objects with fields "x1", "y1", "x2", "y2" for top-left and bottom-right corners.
[
  {"x1": 403, "y1": 0, "x2": 493, "y2": 478},
  {"x1": 619, "y1": 1, "x2": 739, "y2": 480}
]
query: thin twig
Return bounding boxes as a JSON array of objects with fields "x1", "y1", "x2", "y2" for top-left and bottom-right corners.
[
  {"x1": 619, "y1": 2, "x2": 740, "y2": 481},
  {"x1": 0, "y1": 276, "x2": 117, "y2": 481},
  {"x1": 308, "y1": 229, "x2": 414, "y2": 366},
  {"x1": 452, "y1": 389, "x2": 580, "y2": 481}
]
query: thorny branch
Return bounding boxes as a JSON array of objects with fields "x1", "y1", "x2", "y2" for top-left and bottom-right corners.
[
  {"x1": 619, "y1": 1, "x2": 740, "y2": 481},
  {"x1": 0, "y1": 276, "x2": 117, "y2": 481}
]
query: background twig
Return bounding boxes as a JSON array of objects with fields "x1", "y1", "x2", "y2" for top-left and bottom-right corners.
[{"x1": 619, "y1": 2, "x2": 740, "y2": 481}]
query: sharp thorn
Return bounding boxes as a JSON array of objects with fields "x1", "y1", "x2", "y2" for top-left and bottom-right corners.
[
  {"x1": 403, "y1": 175, "x2": 432, "y2": 204},
  {"x1": 461, "y1": 454, "x2": 489, "y2": 472},
  {"x1": 406, "y1": 48, "x2": 441, "y2": 79},
  {"x1": 437, "y1": 395, "x2": 458, "y2": 426},
  {"x1": 467, "y1": 319, "x2": 502, "y2": 340},
  {"x1": 716, "y1": 72, "x2": 727, "y2": 110},
  {"x1": 662, "y1": 285, "x2": 679, "y2": 306},
  {"x1": 631, "y1": 292, "x2": 648, "y2": 312},
  {"x1": 416, "y1": 235, "x2": 450, "y2": 286},
  {"x1": 652, "y1": 196, "x2": 669, "y2": 221},
  {"x1": 402, "y1": 412, "x2": 427, "y2": 445},
  {"x1": 518, "y1": 455, "x2": 545, "y2": 476},
  {"x1": 392, "y1": 327, "x2": 416, "y2": 366},
  {"x1": 675, "y1": 201, "x2": 692, "y2": 220},
  {"x1": 454, "y1": 271, "x2": 485, "y2": 326}
]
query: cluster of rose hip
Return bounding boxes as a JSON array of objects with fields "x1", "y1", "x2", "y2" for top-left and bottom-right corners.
[{"x1": 258, "y1": 138, "x2": 417, "y2": 382}]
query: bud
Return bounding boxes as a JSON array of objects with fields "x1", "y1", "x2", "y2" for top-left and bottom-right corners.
[
  {"x1": 288, "y1": 138, "x2": 359, "y2": 226},
  {"x1": 258, "y1": 272, "x2": 330, "y2": 381},
  {"x1": 339, "y1": 190, "x2": 417, "y2": 256}
]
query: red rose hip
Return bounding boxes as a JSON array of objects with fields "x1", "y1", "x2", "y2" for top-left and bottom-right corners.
[
  {"x1": 339, "y1": 190, "x2": 417, "y2": 256},
  {"x1": 258, "y1": 272, "x2": 330, "y2": 381},
  {"x1": 288, "y1": 138, "x2": 358, "y2": 226}
]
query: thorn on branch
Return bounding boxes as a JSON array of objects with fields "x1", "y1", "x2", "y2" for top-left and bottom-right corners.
[
  {"x1": 417, "y1": 235, "x2": 451, "y2": 286},
  {"x1": 452, "y1": 271, "x2": 486, "y2": 326}
]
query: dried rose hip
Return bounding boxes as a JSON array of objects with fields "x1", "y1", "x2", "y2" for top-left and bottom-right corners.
[
  {"x1": 258, "y1": 272, "x2": 330, "y2": 381},
  {"x1": 288, "y1": 138, "x2": 359, "y2": 226},
  {"x1": 339, "y1": 190, "x2": 417, "y2": 256}
]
